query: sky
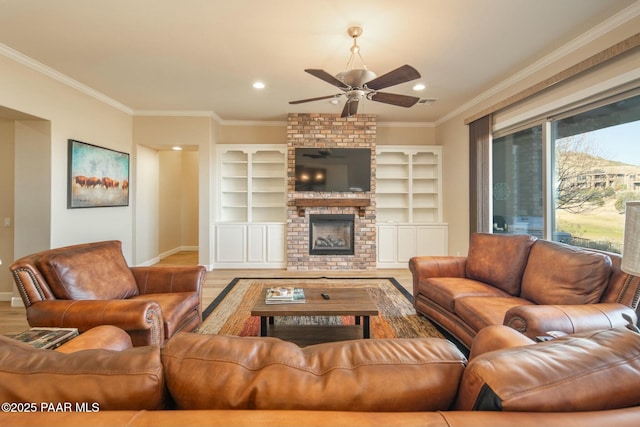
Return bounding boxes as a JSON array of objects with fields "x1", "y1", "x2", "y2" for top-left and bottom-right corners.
[{"x1": 589, "y1": 120, "x2": 640, "y2": 166}]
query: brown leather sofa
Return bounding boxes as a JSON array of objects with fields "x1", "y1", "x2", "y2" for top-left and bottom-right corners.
[
  {"x1": 10, "y1": 240, "x2": 206, "y2": 346},
  {"x1": 0, "y1": 326, "x2": 639, "y2": 426},
  {"x1": 410, "y1": 232, "x2": 640, "y2": 348}
]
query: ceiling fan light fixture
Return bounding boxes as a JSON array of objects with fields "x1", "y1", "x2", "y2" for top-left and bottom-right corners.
[
  {"x1": 289, "y1": 26, "x2": 422, "y2": 117},
  {"x1": 412, "y1": 83, "x2": 426, "y2": 91}
]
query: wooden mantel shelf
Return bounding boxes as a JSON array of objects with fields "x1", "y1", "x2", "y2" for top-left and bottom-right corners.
[{"x1": 294, "y1": 198, "x2": 371, "y2": 217}]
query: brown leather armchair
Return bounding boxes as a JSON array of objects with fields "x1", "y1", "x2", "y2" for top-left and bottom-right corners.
[{"x1": 10, "y1": 240, "x2": 206, "y2": 346}]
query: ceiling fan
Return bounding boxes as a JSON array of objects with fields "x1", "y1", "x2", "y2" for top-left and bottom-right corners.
[
  {"x1": 302, "y1": 149, "x2": 344, "y2": 159},
  {"x1": 290, "y1": 26, "x2": 422, "y2": 117}
]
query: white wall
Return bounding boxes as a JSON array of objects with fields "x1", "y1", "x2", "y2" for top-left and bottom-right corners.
[
  {"x1": 0, "y1": 54, "x2": 134, "y2": 266},
  {"x1": 134, "y1": 145, "x2": 160, "y2": 265},
  {"x1": 0, "y1": 119, "x2": 15, "y2": 298}
]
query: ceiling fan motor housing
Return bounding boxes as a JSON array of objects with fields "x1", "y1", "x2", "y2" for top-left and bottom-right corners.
[{"x1": 335, "y1": 69, "x2": 377, "y2": 88}]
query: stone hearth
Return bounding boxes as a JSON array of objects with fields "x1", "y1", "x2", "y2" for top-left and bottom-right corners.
[{"x1": 286, "y1": 113, "x2": 376, "y2": 271}]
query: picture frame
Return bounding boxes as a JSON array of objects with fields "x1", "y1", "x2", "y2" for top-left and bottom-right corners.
[{"x1": 67, "y1": 139, "x2": 130, "y2": 208}]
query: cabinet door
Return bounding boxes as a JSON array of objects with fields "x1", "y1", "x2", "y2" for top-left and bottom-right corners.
[
  {"x1": 215, "y1": 225, "x2": 245, "y2": 263},
  {"x1": 416, "y1": 226, "x2": 448, "y2": 256},
  {"x1": 267, "y1": 224, "x2": 285, "y2": 263},
  {"x1": 247, "y1": 225, "x2": 266, "y2": 263},
  {"x1": 397, "y1": 226, "x2": 418, "y2": 262},
  {"x1": 377, "y1": 225, "x2": 397, "y2": 263}
]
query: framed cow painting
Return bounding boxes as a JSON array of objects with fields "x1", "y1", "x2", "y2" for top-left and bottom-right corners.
[{"x1": 67, "y1": 139, "x2": 130, "y2": 208}]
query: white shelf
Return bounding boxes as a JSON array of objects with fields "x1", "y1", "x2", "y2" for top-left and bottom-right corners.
[
  {"x1": 218, "y1": 145, "x2": 287, "y2": 223},
  {"x1": 376, "y1": 145, "x2": 443, "y2": 224}
]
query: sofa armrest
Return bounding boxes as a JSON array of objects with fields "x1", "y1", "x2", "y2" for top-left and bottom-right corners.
[
  {"x1": 26, "y1": 299, "x2": 164, "y2": 344},
  {"x1": 55, "y1": 325, "x2": 133, "y2": 353},
  {"x1": 468, "y1": 325, "x2": 535, "y2": 360},
  {"x1": 409, "y1": 256, "x2": 467, "y2": 298},
  {"x1": 504, "y1": 303, "x2": 637, "y2": 340},
  {"x1": 130, "y1": 265, "x2": 206, "y2": 295},
  {"x1": 409, "y1": 256, "x2": 467, "y2": 278}
]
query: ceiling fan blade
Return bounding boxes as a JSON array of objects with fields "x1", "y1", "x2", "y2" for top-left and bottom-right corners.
[
  {"x1": 341, "y1": 99, "x2": 359, "y2": 117},
  {"x1": 365, "y1": 64, "x2": 421, "y2": 90},
  {"x1": 370, "y1": 92, "x2": 421, "y2": 107},
  {"x1": 305, "y1": 69, "x2": 348, "y2": 89},
  {"x1": 289, "y1": 94, "x2": 341, "y2": 105}
]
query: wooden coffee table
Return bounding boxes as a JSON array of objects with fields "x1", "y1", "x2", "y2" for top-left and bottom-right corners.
[{"x1": 251, "y1": 287, "x2": 379, "y2": 344}]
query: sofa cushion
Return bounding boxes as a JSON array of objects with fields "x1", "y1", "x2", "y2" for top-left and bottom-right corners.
[
  {"x1": 0, "y1": 335, "x2": 164, "y2": 410},
  {"x1": 162, "y1": 333, "x2": 467, "y2": 411},
  {"x1": 465, "y1": 233, "x2": 536, "y2": 296},
  {"x1": 521, "y1": 240, "x2": 612, "y2": 305},
  {"x1": 455, "y1": 328, "x2": 640, "y2": 412},
  {"x1": 418, "y1": 277, "x2": 510, "y2": 312},
  {"x1": 37, "y1": 240, "x2": 139, "y2": 300},
  {"x1": 454, "y1": 296, "x2": 534, "y2": 332}
]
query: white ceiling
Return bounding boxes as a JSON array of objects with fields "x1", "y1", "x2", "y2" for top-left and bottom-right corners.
[{"x1": 0, "y1": 0, "x2": 637, "y2": 124}]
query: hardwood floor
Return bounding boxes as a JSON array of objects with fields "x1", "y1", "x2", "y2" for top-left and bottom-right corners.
[{"x1": 0, "y1": 251, "x2": 413, "y2": 337}]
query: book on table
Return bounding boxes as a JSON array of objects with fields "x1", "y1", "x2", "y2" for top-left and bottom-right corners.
[
  {"x1": 265, "y1": 287, "x2": 306, "y2": 304},
  {"x1": 12, "y1": 327, "x2": 79, "y2": 350}
]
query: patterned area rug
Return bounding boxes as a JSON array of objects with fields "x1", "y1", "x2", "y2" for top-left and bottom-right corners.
[{"x1": 197, "y1": 277, "x2": 444, "y2": 341}]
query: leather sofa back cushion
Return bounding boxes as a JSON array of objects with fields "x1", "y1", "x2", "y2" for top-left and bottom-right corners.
[
  {"x1": 0, "y1": 335, "x2": 164, "y2": 410},
  {"x1": 521, "y1": 240, "x2": 611, "y2": 305},
  {"x1": 455, "y1": 328, "x2": 640, "y2": 412},
  {"x1": 465, "y1": 233, "x2": 536, "y2": 295},
  {"x1": 161, "y1": 333, "x2": 467, "y2": 411},
  {"x1": 37, "y1": 240, "x2": 139, "y2": 300}
]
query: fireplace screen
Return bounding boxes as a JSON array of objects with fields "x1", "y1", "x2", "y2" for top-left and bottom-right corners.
[{"x1": 309, "y1": 214, "x2": 355, "y2": 256}]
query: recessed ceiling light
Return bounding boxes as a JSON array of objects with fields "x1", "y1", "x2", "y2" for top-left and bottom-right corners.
[
  {"x1": 412, "y1": 83, "x2": 426, "y2": 91},
  {"x1": 329, "y1": 98, "x2": 340, "y2": 105},
  {"x1": 253, "y1": 81, "x2": 265, "y2": 89},
  {"x1": 172, "y1": 146, "x2": 183, "y2": 151}
]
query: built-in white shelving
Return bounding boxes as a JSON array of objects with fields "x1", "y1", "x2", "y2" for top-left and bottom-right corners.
[
  {"x1": 376, "y1": 145, "x2": 447, "y2": 267},
  {"x1": 215, "y1": 145, "x2": 287, "y2": 268},
  {"x1": 218, "y1": 146, "x2": 286, "y2": 223}
]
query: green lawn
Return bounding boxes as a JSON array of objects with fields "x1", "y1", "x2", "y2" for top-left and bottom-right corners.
[{"x1": 556, "y1": 200, "x2": 625, "y2": 244}]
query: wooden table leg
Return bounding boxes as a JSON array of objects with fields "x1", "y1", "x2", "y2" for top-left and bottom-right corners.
[
  {"x1": 363, "y1": 316, "x2": 370, "y2": 339},
  {"x1": 260, "y1": 316, "x2": 268, "y2": 337}
]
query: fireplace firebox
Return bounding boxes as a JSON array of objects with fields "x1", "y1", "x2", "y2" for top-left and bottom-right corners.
[{"x1": 309, "y1": 214, "x2": 355, "y2": 256}]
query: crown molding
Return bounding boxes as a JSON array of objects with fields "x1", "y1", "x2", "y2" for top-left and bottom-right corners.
[
  {"x1": 0, "y1": 43, "x2": 133, "y2": 115},
  {"x1": 221, "y1": 119, "x2": 288, "y2": 127},
  {"x1": 377, "y1": 121, "x2": 435, "y2": 128},
  {"x1": 133, "y1": 110, "x2": 214, "y2": 117}
]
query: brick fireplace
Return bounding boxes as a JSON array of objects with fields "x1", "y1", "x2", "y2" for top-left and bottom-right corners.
[{"x1": 286, "y1": 113, "x2": 376, "y2": 270}]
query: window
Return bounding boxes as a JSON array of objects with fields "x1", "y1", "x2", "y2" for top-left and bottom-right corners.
[
  {"x1": 492, "y1": 126, "x2": 543, "y2": 237},
  {"x1": 551, "y1": 93, "x2": 640, "y2": 253},
  {"x1": 490, "y1": 92, "x2": 640, "y2": 253}
]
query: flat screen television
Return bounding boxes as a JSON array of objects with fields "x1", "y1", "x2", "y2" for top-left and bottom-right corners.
[{"x1": 295, "y1": 148, "x2": 371, "y2": 192}]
